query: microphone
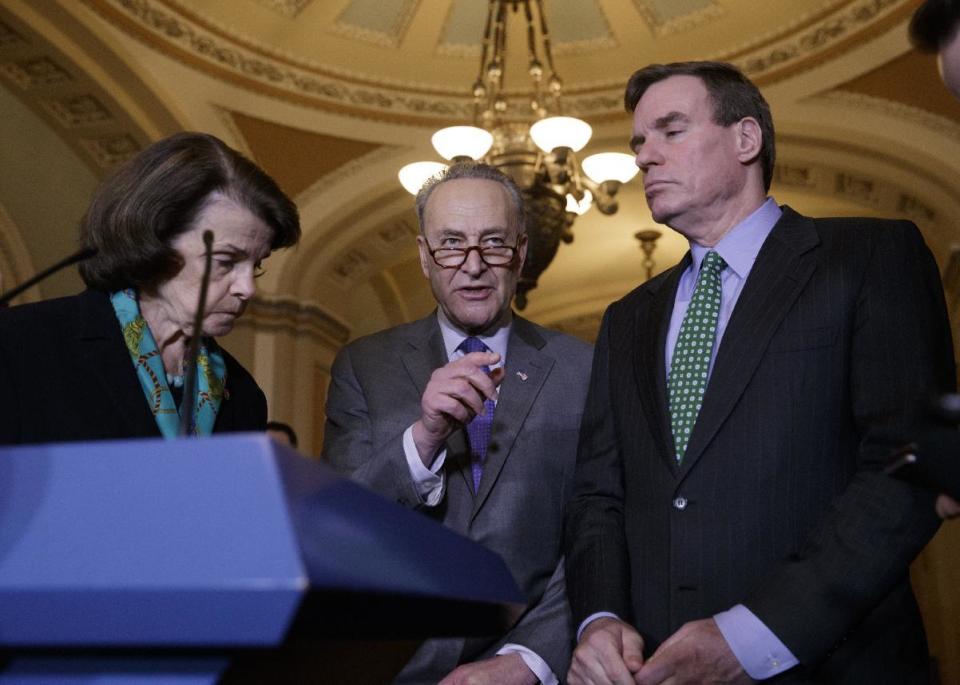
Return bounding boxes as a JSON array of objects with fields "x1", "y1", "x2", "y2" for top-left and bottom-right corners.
[
  {"x1": 177, "y1": 230, "x2": 215, "y2": 437},
  {"x1": 0, "y1": 247, "x2": 98, "y2": 307}
]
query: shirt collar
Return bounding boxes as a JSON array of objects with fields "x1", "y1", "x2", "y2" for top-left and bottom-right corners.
[
  {"x1": 689, "y1": 198, "x2": 781, "y2": 278},
  {"x1": 436, "y1": 308, "x2": 512, "y2": 362}
]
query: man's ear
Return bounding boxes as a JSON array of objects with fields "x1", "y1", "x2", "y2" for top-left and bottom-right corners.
[
  {"x1": 516, "y1": 233, "x2": 529, "y2": 271},
  {"x1": 735, "y1": 117, "x2": 762, "y2": 165},
  {"x1": 417, "y1": 235, "x2": 431, "y2": 279}
]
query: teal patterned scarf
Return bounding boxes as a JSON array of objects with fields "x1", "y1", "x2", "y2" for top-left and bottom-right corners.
[{"x1": 110, "y1": 289, "x2": 227, "y2": 437}]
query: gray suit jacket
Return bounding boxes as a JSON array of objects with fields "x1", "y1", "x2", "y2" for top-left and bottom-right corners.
[{"x1": 323, "y1": 313, "x2": 592, "y2": 683}]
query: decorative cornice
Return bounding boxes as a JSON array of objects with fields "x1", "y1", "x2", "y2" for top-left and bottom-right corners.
[
  {"x1": 0, "y1": 9, "x2": 145, "y2": 175},
  {"x1": 632, "y1": 0, "x2": 724, "y2": 38},
  {"x1": 82, "y1": 0, "x2": 913, "y2": 125},
  {"x1": 771, "y1": 151, "x2": 945, "y2": 227},
  {"x1": 812, "y1": 90, "x2": 960, "y2": 140},
  {"x1": 251, "y1": 0, "x2": 313, "y2": 20},
  {"x1": 323, "y1": 216, "x2": 418, "y2": 291},
  {"x1": 733, "y1": 0, "x2": 909, "y2": 84},
  {"x1": 332, "y1": 0, "x2": 419, "y2": 49},
  {"x1": 237, "y1": 294, "x2": 351, "y2": 346}
]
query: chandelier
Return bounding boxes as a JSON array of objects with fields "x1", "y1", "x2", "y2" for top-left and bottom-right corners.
[{"x1": 398, "y1": 0, "x2": 638, "y2": 309}]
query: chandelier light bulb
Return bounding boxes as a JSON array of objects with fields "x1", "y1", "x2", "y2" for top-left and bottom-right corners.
[
  {"x1": 431, "y1": 126, "x2": 494, "y2": 161},
  {"x1": 565, "y1": 189, "x2": 593, "y2": 216},
  {"x1": 398, "y1": 161, "x2": 447, "y2": 195},
  {"x1": 529, "y1": 116, "x2": 592, "y2": 153},
  {"x1": 582, "y1": 152, "x2": 640, "y2": 184}
]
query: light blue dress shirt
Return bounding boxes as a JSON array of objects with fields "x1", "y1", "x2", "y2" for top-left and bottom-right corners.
[{"x1": 667, "y1": 198, "x2": 798, "y2": 680}]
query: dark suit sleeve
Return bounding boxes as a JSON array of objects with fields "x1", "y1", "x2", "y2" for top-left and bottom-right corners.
[
  {"x1": 745, "y1": 222, "x2": 953, "y2": 666},
  {"x1": 564, "y1": 308, "x2": 633, "y2": 627},
  {"x1": 322, "y1": 343, "x2": 427, "y2": 507}
]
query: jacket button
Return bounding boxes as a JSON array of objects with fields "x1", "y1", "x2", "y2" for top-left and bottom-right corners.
[{"x1": 673, "y1": 496, "x2": 688, "y2": 511}]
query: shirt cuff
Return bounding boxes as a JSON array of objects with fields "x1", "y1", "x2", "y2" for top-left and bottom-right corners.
[
  {"x1": 497, "y1": 644, "x2": 557, "y2": 685},
  {"x1": 402, "y1": 425, "x2": 446, "y2": 506},
  {"x1": 713, "y1": 604, "x2": 799, "y2": 680},
  {"x1": 577, "y1": 611, "x2": 622, "y2": 642}
]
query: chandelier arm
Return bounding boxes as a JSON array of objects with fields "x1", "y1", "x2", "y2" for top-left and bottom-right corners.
[
  {"x1": 522, "y1": 1, "x2": 544, "y2": 115},
  {"x1": 478, "y1": 2, "x2": 495, "y2": 85},
  {"x1": 492, "y1": 1, "x2": 509, "y2": 121},
  {"x1": 534, "y1": 0, "x2": 562, "y2": 112},
  {"x1": 593, "y1": 179, "x2": 624, "y2": 215}
]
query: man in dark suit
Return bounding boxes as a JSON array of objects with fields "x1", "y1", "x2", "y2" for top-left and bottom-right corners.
[
  {"x1": 908, "y1": 0, "x2": 960, "y2": 520},
  {"x1": 563, "y1": 61, "x2": 954, "y2": 684},
  {"x1": 323, "y1": 162, "x2": 593, "y2": 684}
]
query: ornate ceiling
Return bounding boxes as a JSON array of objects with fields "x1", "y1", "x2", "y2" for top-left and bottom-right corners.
[{"x1": 2, "y1": 0, "x2": 960, "y2": 343}]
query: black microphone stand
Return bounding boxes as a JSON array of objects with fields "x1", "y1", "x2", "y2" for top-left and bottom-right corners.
[
  {"x1": 0, "y1": 247, "x2": 98, "y2": 307},
  {"x1": 177, "y1": 231, "x2": 215, "y2": 437}
]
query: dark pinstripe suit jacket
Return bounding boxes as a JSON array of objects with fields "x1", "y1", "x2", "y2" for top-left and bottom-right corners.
[
  {"x1": 323, "y1": 314, "x2": 593, "y2": 684},
  {"x1": 564, "y1": 207, "x2": 955, "y2": 683}
]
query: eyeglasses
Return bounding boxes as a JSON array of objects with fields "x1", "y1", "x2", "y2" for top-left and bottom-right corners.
[{"x1": 426, "y1": 243, "x2": 520, "y2": 268}]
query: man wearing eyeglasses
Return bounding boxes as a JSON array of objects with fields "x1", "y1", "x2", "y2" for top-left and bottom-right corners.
[{"x1": 323, "y1": 162, "x2": 593, "y2": 685}]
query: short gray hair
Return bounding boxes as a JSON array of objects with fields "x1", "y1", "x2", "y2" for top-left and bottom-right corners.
[{"x1": 414, "y1": 161, "x2": 526, "y2": 235}]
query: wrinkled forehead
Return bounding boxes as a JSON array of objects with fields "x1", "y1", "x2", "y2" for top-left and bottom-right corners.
[
  {"x1": 422, "y1": 178, "x2": 520, "y2": 236},
  {"x1": 634, "y1": 75, "x2": 712, "y2": 121}
]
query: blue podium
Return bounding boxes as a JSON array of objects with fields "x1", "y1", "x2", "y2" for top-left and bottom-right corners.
[{"x1": 0, "y1": 435, "x2": 524, "y2": 684}]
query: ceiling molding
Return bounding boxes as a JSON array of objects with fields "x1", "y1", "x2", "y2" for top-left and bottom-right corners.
[
  {"x1": 632, "y1": 0, "x2": 724, "y2": 38},
  {"x1": 77, "y1": 0, "x2": 916, "y2": 127},
  {"x1": 0, "y1": 6, "x2": 150, "y2": 175}
]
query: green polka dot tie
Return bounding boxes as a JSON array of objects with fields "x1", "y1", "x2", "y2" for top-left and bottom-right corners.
[{"x1": 668, "y1": 250, "x2": 726, "y2": 463}]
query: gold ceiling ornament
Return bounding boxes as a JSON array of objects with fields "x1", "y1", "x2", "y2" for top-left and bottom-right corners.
[{"x1": 398, "y1": 0, "x2": 638, "y2": 309}]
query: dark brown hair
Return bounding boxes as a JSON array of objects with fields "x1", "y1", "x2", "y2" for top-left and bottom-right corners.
[
  {"x1": 79, "y1": 132, "x2": 300, "y2": 292},
  {"x1": 624, "y1": 61, "x2": 776, "y2": 192}
]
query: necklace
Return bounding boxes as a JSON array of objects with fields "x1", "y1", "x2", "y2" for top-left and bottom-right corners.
[{"x1": 166, "y1": 357, "x2": 186, "y2": 388}]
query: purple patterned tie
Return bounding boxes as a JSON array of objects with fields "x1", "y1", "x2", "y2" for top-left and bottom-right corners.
[{"x1": 459, "y1": 336, "x2": 495, "y2": 493}]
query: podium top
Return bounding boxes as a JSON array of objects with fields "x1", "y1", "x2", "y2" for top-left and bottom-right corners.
[{"x1": 0, "y1": 435, "x2": 523, "y2": 647}]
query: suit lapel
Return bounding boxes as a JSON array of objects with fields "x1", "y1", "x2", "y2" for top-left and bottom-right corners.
[
  {"x1": 635, "y1": 258, "x2": 688, "y2": 475},
  {"x1": 678, "y1": 207, "x2": 820, "y2": 476},
  {"x1": 471, "y1": 317, "x2": 551, "y2": 519},
  {"x1": 398, "y1": 314, "x2": 448, "y2": 398},
  {"x1": 75, "y1": 290, "x2": 160, "y2": 437}
]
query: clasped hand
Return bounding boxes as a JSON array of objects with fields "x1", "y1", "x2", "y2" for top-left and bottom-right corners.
[
  {"x1": 412, "y1": 351, "x2": 503, "y2": 465},
  {"x1": 568, "y1": 617, "x2": 753, "y2": 685}
]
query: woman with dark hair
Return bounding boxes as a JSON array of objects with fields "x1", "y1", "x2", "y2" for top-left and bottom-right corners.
[{"x1": 0, "y1": 132, "x2": 300, "y2": 444}]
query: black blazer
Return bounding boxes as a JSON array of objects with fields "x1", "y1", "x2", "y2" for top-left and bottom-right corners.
[
  {"x1": 0, "y1": 289, "x2": 266, "y2": 445},
  {"x1": 564, "y1": 207, "x2": 955, "y2": 683}
]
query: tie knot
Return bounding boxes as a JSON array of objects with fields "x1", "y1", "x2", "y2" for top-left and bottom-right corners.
[
  {"x1": 459, "y1": 336, "x2": 488, "y2": 355},
  {"x1": 701, "y1": 250, "x2": 726, "y2": 274}
]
